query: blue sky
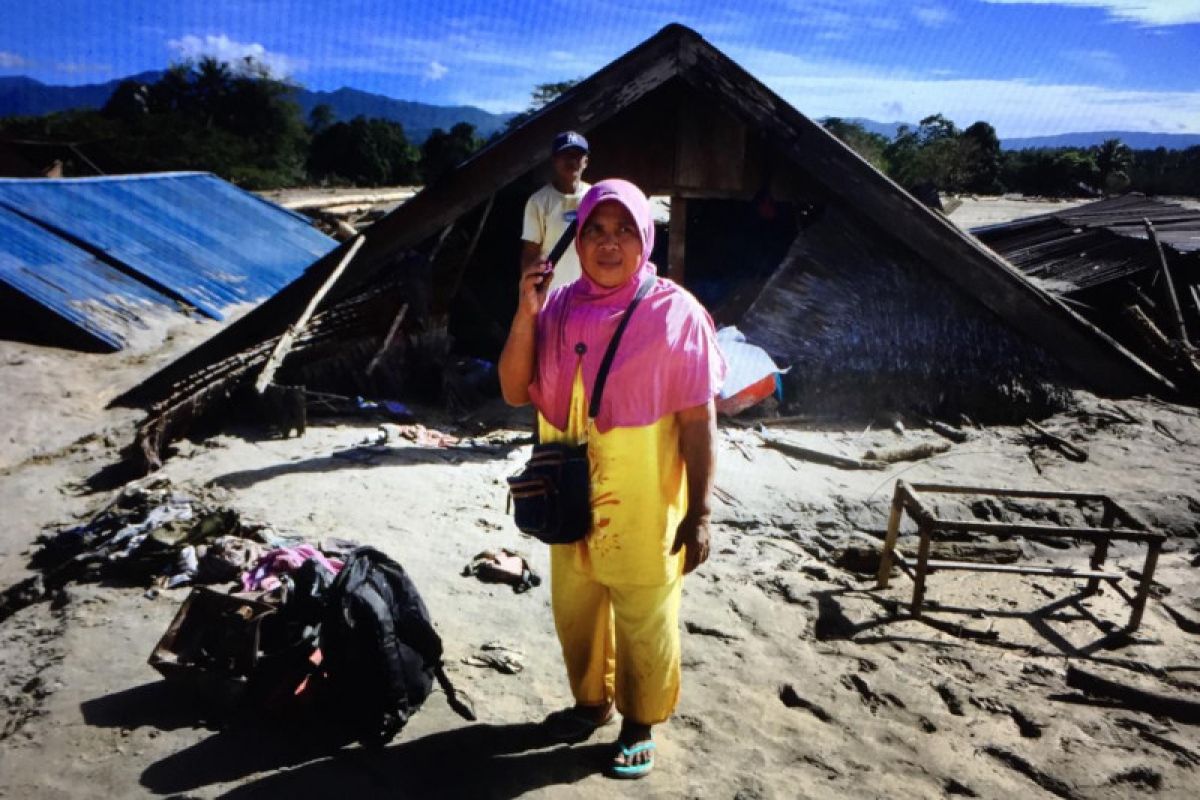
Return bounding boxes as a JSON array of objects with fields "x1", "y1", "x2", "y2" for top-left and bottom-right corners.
[{"x1": 2, "y1": 0, "x2": 1198, "y2": 137}]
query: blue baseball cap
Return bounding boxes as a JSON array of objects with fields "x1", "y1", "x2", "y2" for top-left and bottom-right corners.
[{"x1": 552, "y1": 131, "x2": 589, "y2": 155}]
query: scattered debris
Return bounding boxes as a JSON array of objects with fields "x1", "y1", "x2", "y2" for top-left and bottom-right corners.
[
  {"x1": 862, "y1": 441, "x2": 951, "y2": 464},
  {"x1": 759, "y1": 435, "x2": 886, "y2": 470},
  {"x1": 462, "y1": 642, "x2": 525, "y2": 674},
  {"x1": 461, "y1": 549, "x2": 541, "y2": 594}
]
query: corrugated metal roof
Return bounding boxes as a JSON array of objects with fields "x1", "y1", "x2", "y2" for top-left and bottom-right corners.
[
  {"x1": 973, "y1": 195, "x2": 1200, "y2": 293},
  {"x1": 0, "y1": 204, "x2": 179, "y2": 349},
  {"x1": 0, "y1": 172, "x2": 337, "y2": 350}
]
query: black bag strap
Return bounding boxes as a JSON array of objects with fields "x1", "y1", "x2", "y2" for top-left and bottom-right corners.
[
  {"x1": 545, "y1": 219, "x2": 577, "y2": 267},
  {"x1": 589, "y1": 275, "x2": 655, "y2": 420}
]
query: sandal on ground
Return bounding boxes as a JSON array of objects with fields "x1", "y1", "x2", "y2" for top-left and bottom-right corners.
[
  {"x1": 607, "y1": 741, "x2": 656, "y2": 780},
  {"x1": 543, "y1": 705, "x2": 616, "y2": 742}
]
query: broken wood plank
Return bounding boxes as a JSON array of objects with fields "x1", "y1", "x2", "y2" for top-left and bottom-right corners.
[
  {"x1": 1145, "y1": 218, "x2": 1190, "y2": 346},
  {"x1": 926, "y1": 419, "x2": 971, "y2": 443},
  {"x1": 446, "y1": 194, "x2": 495, "y2": 304},
  {"x1": 281, "y1": 190, "x2": 417, "y2": 212},
  {"x1": 254, "y1": 234, "x2": 366, "y2": 394},
  {"x1": 365, "y1": 301, "x2": 409, "y2": 377},
  {"x1": 1067, "y1": 665, "x2": 1200, "y2": 724},
  {"x1": 1026, "y1": 419, "x2": 1088, "y2": 462},
  {"x1": 758, "y1": 434, "x2": 886, "y2": 470},
  {"x1": 863, "y1": 440, "x2": 951, "y2": 463}
]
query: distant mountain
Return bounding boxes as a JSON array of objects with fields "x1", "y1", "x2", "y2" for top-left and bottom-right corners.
[
  {"x1": 292, "y1": 87, "x2": 511, "y2": 142},
  {"x1": 0, "y1": 72, "x2": 161, "y2": 117},
  {"x1": 999, "y1": 131, "x2": 1200, "y2": 150},
  {"x1": 0, "y1": 73, "x2": 513, "y2": 142},
  {"x1": 841, "y1": 117, "x2": 910, "y2": 140},
  {"x1": 832, "y1": 117, "x2": 1200, "y2": 151}
]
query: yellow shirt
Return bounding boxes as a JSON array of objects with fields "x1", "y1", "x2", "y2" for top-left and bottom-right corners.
[{"x1": 538, "y1": 369, "x2": 686, "y2": 586}]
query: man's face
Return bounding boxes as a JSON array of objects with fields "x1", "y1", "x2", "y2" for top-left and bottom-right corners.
[{"x1": 552, "y1": 148, "x2": 588, "y2": 186}]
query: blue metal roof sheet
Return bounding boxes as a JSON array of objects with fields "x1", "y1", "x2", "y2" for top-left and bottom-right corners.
[
  {"x1": 0, "y1": 204, "x2": 179, "y2": 349},
  {"x1": 0, "y1": 172, "x2": 337, "y2": 327}
]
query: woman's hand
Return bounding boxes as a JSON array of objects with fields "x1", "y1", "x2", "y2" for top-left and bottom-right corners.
[
  {"x1": 671, "y1": 511, "x2": 711, "y2": 574},
  {"x1": 518, "y1": 259, "x2": 553, "y2": 319}
]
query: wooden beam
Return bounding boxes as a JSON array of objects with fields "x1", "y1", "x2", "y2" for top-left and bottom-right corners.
[
  {"x1": 668, "y1": 195, "x2": 687, "y2": 284},
  {"x1": 254, "y1": 234, "x2": 366, "y2": 394},
  {"x1": 908, "y1": 483, "x2": 1111, "y2": 502}
]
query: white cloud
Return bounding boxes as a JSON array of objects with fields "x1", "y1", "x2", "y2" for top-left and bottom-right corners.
[
  {"x1": 0, "y1": 51, "x2": 29, "y2": 69},
  {"x1": 914, "y1": 4, "x2": 954, "y2": 27},
  {"x1": 1061, "y1": 49, "x2": 1127, "y2": 82},
  {"x1": 425, "y1": 60, "x2": 449, "y2": 81},
  {"x1": 733, "y1": 45, "x2": 1200, "y2": 136},
  {"x1": 166, "y1": 34, "x2": 304, "y2": 77},
  {"x1": 980, "y1": 1, "x2": 1200, "y2": 26}
]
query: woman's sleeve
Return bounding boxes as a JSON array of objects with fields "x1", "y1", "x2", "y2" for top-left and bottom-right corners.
[{"x1": 667, "y1": 301, "x2": 727, "y2": 411}]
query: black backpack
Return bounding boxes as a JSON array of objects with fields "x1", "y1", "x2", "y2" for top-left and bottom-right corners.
[{"x1": 319, "y1": 546, "x2": 473, "y2": 746}]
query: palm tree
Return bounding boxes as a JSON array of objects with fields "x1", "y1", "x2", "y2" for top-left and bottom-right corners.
[{"x1": 1095, "y1": 138, "x2": 1132, "y2": 194}]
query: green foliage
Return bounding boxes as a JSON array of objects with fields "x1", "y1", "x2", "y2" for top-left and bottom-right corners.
[
  {"x1": 960, "y1": 121, "x2": 1003, "y2": 193},
  {"x1": 1, "y1": 55, "x2": 309, "y2": 188},
  {"x1": 1127, "y1": 145, "x2": 1200, "y2": 195},
  {"x1": 1000, "y1": 148, "x2": 1099, "y2": 197},
  {"x1": 820, "y1": 118, "x2": 889, "y2": 170},
  {"x1": 500, "y1": 79, "x2": 582, "y2": 136},
  {"x1": 309, "y1": 116, "x2": 419, "y2": 185},
  {"x1": 420, "y1": 122, "x2": 482, "y2": 184}
]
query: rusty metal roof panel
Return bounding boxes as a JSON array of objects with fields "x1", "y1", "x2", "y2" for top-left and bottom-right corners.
[{"x1": 0, "y1": 172, "x2": 337, "y2": 321}]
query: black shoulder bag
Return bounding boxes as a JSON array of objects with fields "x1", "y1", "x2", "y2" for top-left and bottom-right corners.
[{"x1": 507, "y1": 272, "x2": 654, "y2": 544}]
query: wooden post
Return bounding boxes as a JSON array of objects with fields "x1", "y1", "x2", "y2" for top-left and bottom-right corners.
[
  {"x1": 876, "y1": 482, "x2": 905, "y2": 589},
  {"x1": 910, "y1": 521, "x2": 933, "y2": 616},
  {"x1": 668, "y1": 195, "x2": 687, "y2": 284},
  {"x1": 1144, "y1": 218, "x2": 1189, "y2": 346},
  {"x1": 254, "y1": 234, "x2": 366, "y2": 394},
  {"x1": 1127, "y1": 539, "x2": 1161, "y2": 631},
  {"x1": 1087, "y1": 502, "x2": 1114, "y2": 595}
]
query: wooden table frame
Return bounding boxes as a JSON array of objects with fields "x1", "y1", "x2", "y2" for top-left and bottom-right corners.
[{"x1": 875, "y1": 481, "x2": 1166, "y2": 631}]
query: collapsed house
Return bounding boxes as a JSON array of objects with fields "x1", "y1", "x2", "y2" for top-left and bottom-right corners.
[
  {"x1": 0, "y1": 172, "x2": 337, "y2": 351},
  {"x1": 973, "y1": 195, "x2": 1200, "y2": 391},
  {"x1": 113, "y1": 25, "x2": 1174, "y2": 469}
]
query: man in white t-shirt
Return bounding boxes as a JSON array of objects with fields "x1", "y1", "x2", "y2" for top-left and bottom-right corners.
[{"x1": 521, "y1": 131, "x2": 591, "y2": 293}]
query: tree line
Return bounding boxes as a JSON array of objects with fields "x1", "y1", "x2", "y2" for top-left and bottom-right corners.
[
  {"x1": 823, "y1": 115, "x2": 1199, "y2": 198},
  {"x1": 2, "y1": 61, "x2": 1195, "y2": 198},
  {"x1": 0, "y1": 57, "x2": 484, "y2": 189}
]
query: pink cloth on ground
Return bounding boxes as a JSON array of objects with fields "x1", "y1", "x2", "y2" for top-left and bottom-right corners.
[
  {"x1": 528, "y1": 178, "x2": 726, "y2": 432},
  {"x1": 241, "y1": 545, "x2": 344, "y2": 592}
]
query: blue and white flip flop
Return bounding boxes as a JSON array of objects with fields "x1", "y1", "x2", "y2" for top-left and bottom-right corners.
[{"x1": 608, "y1": 741, "x2": 655, "y2": 779}]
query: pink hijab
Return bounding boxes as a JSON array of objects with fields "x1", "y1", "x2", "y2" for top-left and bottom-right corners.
[{"x1": 528, "y1": 179, "x2": 726, "y2": 432}]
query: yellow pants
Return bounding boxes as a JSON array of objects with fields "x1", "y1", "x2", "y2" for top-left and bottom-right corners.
[{"x1": 550, "y1": 544, "x2": 682, "y2": 725}]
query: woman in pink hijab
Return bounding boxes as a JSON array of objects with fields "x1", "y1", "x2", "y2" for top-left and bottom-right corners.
[{"x1": 500, "y1": 178, "x2": 726, "y2": 779}]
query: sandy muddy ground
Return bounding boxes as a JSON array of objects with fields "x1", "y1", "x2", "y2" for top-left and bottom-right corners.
[{"x1": 2, "y1": 196, "x2": 1199, "y2": 799}]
